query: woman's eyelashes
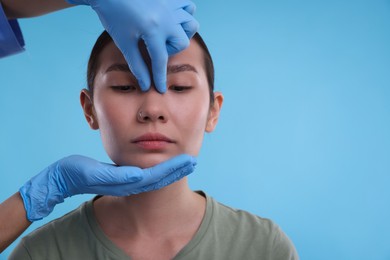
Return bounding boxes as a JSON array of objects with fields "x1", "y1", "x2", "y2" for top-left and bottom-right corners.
[
  {"x1": 111, "y1": 85, "x2": 138, "y2": 92},
  {"x1": 110, "y1": 85, "x2": 192, "y2": 93},
  {"x1": 169, "y1": 85, "x2": 192, "y2": 93}
]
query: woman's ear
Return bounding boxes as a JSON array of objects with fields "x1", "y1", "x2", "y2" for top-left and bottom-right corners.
[
  {"x1": 206, "y1": 91, "x2": 224, "y2": 133},
  {"x1": 80, "y1": 89, "x2": 99, "y2": 130}
]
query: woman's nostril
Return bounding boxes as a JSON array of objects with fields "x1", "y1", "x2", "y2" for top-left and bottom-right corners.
[{"x1": 137, "y1": 110, "x2": 166, "y2": 122}]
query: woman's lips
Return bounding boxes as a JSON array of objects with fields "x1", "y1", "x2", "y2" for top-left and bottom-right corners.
[{"x1": 131, "y1": 133, "x2": 175, "y2": 150}]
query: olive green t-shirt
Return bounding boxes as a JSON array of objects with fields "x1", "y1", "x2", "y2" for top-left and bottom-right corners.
[{"x1": 10, "y1": 192, "x2": 298, "y2": 260}]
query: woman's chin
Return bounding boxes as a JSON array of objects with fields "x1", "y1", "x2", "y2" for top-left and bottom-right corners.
[{"x1": 112, "y1": 153, "x2": 175, "y2": 169}]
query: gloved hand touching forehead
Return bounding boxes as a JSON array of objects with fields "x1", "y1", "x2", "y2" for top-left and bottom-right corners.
[
  {"x1": 66, "y1": 0, "x2": 199, "y2": 93},
  {"x1": 20, "y1": 154, "x2": 196, "y2": 221}
]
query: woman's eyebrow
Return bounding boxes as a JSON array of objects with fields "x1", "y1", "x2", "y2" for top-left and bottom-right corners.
[
  {"x1": 105, "y1": 63, "x2": 130, "y2": 73},
  {"x1": 167, "y1": 64, "x2": 198, "y2": 74},
  {"x1": 105, "y1": 63, "x2": 198, "y2": 74}
]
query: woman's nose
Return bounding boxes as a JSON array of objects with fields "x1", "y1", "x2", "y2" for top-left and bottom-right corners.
[{"x1": 136, "y1": 90, "x2": 168, "y2": 123}]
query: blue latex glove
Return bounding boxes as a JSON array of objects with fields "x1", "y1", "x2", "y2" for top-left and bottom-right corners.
[
  {"x1": 66, "y1": 0, "x2": 199, "y2": 93},
  {"x1": 20, "y1": 154, "x2": 196, "y2": 221}
]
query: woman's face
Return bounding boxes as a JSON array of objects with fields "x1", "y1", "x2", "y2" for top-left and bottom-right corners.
[{"x1": 81, "y1": 39, "x2": 223, "y2": 168}]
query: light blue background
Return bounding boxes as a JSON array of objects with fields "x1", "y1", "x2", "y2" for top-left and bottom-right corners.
[{"x1": 1, "y1": 0, "x2": 389, "y2": 259}]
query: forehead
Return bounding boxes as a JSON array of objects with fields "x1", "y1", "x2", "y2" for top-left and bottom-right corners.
[{"x1": 96, "y1": 39, "x2": 205, "y2": 76}]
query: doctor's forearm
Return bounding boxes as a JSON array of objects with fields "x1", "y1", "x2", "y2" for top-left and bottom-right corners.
[
  {"x1": 0, "y1": 192, "x2": 31, "y2": 253},
  {"x1": 1, "y1": 0, "x2": 72, "y2": 19}
]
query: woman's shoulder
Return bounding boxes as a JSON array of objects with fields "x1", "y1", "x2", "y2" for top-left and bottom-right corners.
[
  {"x1": 201, "y1": 192, "x2": 299, "y2": 259},
  {"x1": 27, "y1": 200, "x2": 90, "y2": 239},
  {"x1": 9, "y1": 200, "x2": 92, "y2": 259},
  {"x1": 204, "y1": 192, "x2": 279, "y2": 231}
]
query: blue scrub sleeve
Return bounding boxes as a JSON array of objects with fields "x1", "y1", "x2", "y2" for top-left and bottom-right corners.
[{"x1": 0, "y1": 2, "x2": 25, "y2": 58}]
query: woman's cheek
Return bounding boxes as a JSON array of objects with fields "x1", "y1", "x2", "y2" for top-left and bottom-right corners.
[{"x1": 184, "y1": 113, "x2": 209, "y2": 155}]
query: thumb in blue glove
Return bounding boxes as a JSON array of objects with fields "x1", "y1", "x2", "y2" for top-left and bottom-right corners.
[
  {"x1": 19, "y1": 154, "x2": 196, "y2": 222},
  {"x1": 66, "y1": 0, "x2": 199, "y2": 93}
]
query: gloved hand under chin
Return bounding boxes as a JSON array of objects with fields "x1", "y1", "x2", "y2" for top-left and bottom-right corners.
[
  {"x1": 66, "y1": 0, "x2": 199, "y2": 93},
  {"x1": 20, "y1": 154, "x2": 196, "y2": 222}
]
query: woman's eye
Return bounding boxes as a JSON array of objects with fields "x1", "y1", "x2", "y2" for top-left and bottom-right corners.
[
  {"x1": 111, "y1": 85, "x2": 137, "y2": 92},
  {"x1": 170, "y1": 85, "x2": 192, "y2": 92}
]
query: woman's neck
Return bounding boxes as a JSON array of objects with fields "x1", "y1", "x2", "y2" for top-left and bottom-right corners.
[{"x1": 93, "y1": 177, "x2": 206, "y2": 239}]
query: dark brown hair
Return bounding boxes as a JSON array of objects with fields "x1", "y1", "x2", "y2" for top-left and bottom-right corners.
[{"x1": 87, "y1": 31, "x2": 215, "y2": 104}]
